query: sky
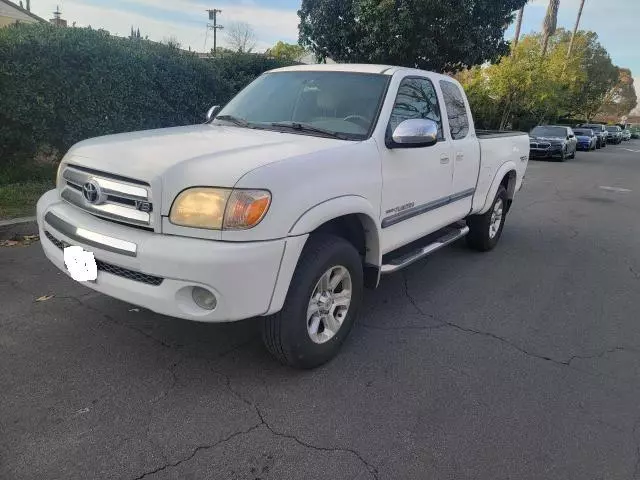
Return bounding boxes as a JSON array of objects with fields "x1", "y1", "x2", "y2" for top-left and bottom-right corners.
[{"x1": 24, "y1": 0, "x2": 639, "y2": 112}]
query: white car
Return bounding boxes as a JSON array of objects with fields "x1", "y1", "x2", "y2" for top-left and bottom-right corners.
[{"x1": 37, "y1": 64, "x2": 529, "y2": 368}]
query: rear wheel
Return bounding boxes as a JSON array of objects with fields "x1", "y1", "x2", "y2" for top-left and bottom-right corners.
[
  {"x1": 466, "y1": 186, "x2": 508, "y2": 252},
  {"x1": 261, "y1": 234, "x2": 363, "y2": 369}
]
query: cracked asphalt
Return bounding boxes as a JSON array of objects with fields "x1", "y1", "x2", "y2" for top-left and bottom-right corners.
[{"x1": 2, "y1": 141, "x2": 640, "y2": 480}]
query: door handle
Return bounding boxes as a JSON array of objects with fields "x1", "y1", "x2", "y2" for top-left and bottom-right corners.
[
  {"x1": 456, "y1": 152, "x2": 464, "y2": 161},
  {"x1": 440, "y1": 154, "x2": 450, "y2": 165}
]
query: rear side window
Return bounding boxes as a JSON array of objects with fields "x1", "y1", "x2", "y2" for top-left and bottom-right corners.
[
  {"x1": 389, "y1": 77, "x2": 444, "y2": 140},
  {"x1": 440, "y1": 80, "x2": 470, "y2": 140}
]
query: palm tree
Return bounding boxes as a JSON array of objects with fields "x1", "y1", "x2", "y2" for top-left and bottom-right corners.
[
  {"x1": 541, "y1": 0, "x2": 560, "y2": 55},
  {"x1": 512, "y1": 6, "x2": 525, "y2": 54},
  {"x1": 567, "y1": 0, "x2": 586, "y2": 58}
]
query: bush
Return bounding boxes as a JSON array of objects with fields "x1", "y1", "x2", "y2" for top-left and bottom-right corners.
[{"x1": 0, "y1": 23, "x2": 293, "y2": 183}]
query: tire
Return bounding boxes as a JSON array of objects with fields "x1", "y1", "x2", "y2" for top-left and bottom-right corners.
[
  {"x1": 558, "y1": 148, "x2": 567, "y2": 162},
  {"x1": 569, "y1": 147, "x2": 576, "y2": 159},
  {"x1": 261, "y1": 234, "x2": 363, "y2": 369},
  {"x1": 466, "y1": 185, "x2": 508, "y2": 252}
]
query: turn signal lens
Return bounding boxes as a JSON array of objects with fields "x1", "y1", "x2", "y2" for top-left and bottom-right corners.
[
  {"x1": 223, "y1": 190, "x2": 271, "y2": 230},
  {"x1": 169, "y1": 188, "x2": 231, "y2": 229}
]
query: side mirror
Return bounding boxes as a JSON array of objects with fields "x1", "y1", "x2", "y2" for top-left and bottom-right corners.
[
  {"x1": 205, "y1": 105, "x2": 221, "y2": 123},
  {"x1": 568, "y1": 134, "x2": 575, "y2": 139},
  {"x1": 388, "y1": 119, "x2": 439, "y2": 149}
]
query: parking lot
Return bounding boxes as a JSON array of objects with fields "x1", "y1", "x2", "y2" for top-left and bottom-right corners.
[{"x1": 2, "y1": 140, "x2": 640, "y2": 480}]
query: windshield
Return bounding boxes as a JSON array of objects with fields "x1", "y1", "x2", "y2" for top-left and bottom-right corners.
[
  {"x1": 530, "y1": 126, "x2": 566, "y2": 137},
  {"x1": 582, "y1": 124, "x2": 602, "y2": 131},
  {"x1": 573, "y1": 129, "x2": 592, "y2": 136},
  {"x1": 606, "y1": 126, "x2": 618, "y2": 132},
  {"x1": 215, "y1": 71, "x2": 390, "y2": 140}
]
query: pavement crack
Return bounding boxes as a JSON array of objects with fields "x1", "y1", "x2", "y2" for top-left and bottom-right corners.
[
  {"x1": 441, "y1": 319, "x2": 568, "y2": 366},
  {"x1": 630, "y1": 266, "x2": 640, "y2": 280},
  {"x1": 69, "y1": 296, "x2": 179, "y2": 351},
  {"x1": 131, "y1": 423, "x2": 262, "y2": 480},
  {"x1": 565, "y1": 346, "x2": 631, "y2": 366},
  {"x1": 359, "y1": 322, "x2": 448, "y2": 332},
  {"x1": 402, "y1": 272, "x2": 436, "y2": 319},
  {"x1": 211, "y1": 367, "x2": 380, "y2": 479}
]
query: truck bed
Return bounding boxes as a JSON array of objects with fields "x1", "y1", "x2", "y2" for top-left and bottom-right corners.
[{"x1": 476, "y1": 130, "x2": 528, "y2": 138}]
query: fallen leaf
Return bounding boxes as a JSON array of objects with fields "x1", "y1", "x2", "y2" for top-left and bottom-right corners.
[
  {"x1": 0, "y1": 240, "x2": 19, "y2": 247},
  {"x1": 36, "y1": 294, "x2": 54, "y2": 302},
  {"x1": 129, "y1": 308, "x2": 140, "y2": 312}
]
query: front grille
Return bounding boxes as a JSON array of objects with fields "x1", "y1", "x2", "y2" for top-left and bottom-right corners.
[
  {"x1": 530, "y1": 142, "x2": 551, "y2": 149},
  {"x1": 60, "y1": 164, "x2": 154, "y2": 231},
  {"x1": 45, "y1": 231, "x2": 163, "y2": 286}
]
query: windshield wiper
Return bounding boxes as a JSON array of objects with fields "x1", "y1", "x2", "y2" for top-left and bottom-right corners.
[
  {"x1": 215, "y1": 115, "x2": 252, "y2": 128},
  {"x1": 269, "y1": 122, "x2": 350, "y2": 140}
]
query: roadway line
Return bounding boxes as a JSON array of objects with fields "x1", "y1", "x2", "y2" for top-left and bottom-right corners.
[{"x1": 599, "y1": 186, "x2": 632, "y2": 193}]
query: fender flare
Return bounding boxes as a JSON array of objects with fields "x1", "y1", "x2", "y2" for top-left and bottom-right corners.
[
  {"x1": 478, "y1": 162, "x2": 517, "y2": 214},
  {"x1": 288, "y1": 195, "x2": 382, "y2": 266}
]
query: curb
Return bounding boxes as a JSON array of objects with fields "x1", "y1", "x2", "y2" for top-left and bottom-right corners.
[
  {"x1": 0, "y1": 216, "x2": 38, "y2": 241},
  {"x1": 0, "y1": 216, "x2": 36, "y2": 227}
]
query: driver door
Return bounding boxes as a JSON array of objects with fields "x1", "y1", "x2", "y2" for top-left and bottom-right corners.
[{"x1": 379, "y1": 75, "x2": 454, "y2": 254}]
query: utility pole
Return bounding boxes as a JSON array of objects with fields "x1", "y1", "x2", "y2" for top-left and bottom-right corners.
[{"x1": 206, "y1": 9, "x2": 223, "y2": 54}]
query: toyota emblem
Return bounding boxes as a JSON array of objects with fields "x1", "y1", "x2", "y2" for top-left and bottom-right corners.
[{"x1": 82, "y1": 180, "x2": 103, "y2": 204}]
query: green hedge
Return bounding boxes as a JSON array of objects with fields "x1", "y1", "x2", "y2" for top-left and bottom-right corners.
[{"x1": 0, "y1": 23, "x2": 292, "y2": 183}]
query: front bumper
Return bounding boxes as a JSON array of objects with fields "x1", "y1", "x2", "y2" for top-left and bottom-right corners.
[
  {"x1": 529, "y1": 146, "x2": 564, "y2": 159},
  {"x1": 37, "y1": 190, "x2": 308, "y2": 322}
]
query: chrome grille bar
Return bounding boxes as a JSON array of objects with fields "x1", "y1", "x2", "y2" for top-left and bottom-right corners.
[{"x1": 60, "y1": 165, "x2": 153, "y2": 228}]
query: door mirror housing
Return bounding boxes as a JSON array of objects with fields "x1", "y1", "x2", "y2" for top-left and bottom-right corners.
[
  {"x1": 205, "y1": 105, "x2": 221, "y2": 123},
  {"x1": 568, "y1": 134, "x2": 575, "y2": 139},
  {"x1": 388, "y1": 119, "x2": 439, "y2": 149}
]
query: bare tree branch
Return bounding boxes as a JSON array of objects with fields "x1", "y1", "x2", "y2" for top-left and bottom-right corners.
[{"x1": 225, "y1": 21, "x2": 257, "y2": 53}]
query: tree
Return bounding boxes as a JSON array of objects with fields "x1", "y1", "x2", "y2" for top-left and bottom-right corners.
[
  {"x1": 541, "y1": 0, "x2": 560, "y2": 55},
  {"x1": 562, "y1": 31, "x2": 617, "y2": 120},
  {"x1": 226, "y1": 21, "x2": 257, "y2": 53},
  {"x1": 267, "y1": 41, "x2": 306, "y2": 62},
  {"x1": 458, "y1": 29, "x2": 616, "y2": 129},
  {"x1": 512, "y1": 6, "x2": 525, "y2": 53},
  {"x1": 598, "y1": 68, "x2": 638, "y2": 120},
  {"x1": 567, "y1": 0, "x2": 585, "y2": 58},
  {"x1": 298, "y1": 0, "x2": 528, "y2": 72},
  {"x1": 162, "y1": 36, "x2": 181, "y2": 49}
]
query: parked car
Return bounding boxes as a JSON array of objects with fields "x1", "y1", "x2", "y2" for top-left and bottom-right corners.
[
  {"x1": 622, "y1": 129, "x2": 632, "y2": 141},
  {"x1": 529, "y1": 125, "x2": 578, "y2": 161},
  {"x1": 573, "y1": 128, "x2": 597, "y2": 151},
  {"x1": 576, "y1": 123, "x2": 608, "y2": 148},
  {"x1": 606, "y1": 125, "x2": 623, "y2": 144},
  {"x1": 37, "y1": 64, "x2": 530, "y2": 368},
  {"x1": 632, "y1": 128, "x2": 640, "y2": 139}
]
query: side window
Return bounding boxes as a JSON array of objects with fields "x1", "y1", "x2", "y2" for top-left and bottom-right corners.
[
  {"x1": 439, "y1": 80, "x2": 470, "y2": 140},
  {"x1": 389, "y1": 77, "x2": 443, "y2": 140}
]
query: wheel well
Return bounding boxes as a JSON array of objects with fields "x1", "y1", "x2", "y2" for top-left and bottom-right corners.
[
  {"x1": 501, "y1": 170, "x2": 517, "y2": 211},
  {"x1": 314, "y1": 214, "x2": 366, "y2": 257},
  {"x1": 312, "y1": 214, "x2": 380, "y2": 289}
]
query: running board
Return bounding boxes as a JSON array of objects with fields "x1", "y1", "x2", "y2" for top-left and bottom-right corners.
[{"x1": 381, "y1": 225, "x2": 469, "y2": 274}]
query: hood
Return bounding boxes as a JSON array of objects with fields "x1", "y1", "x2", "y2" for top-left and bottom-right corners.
[
  {"x1": 65, "y1": 124, "x2": 347, "y2": 187},
  {"x1": 530, "y1": 136, "x2": 565, "y2": 144}
]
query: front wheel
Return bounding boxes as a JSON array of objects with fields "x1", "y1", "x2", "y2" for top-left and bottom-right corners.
[
  {"x1": 261, "y1": 234, "x2": 363, "y2": 369},
  {"x1": 466, "y1": 185, "x2": 508, "y2": 252}
]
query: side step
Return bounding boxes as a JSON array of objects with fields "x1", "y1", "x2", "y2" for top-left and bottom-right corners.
[{"x1": 381, "y1": 224, "x2": 469, "y2": 274}]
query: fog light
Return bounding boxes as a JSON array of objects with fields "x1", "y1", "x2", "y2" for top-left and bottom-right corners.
[{"x1": 192, "y1": 287, "x2": 217, "y2": 310}]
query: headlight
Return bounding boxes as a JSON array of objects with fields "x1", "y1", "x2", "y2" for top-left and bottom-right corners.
[{"x1": 169, "y1": 187, "x2": 270, "y2": 230}]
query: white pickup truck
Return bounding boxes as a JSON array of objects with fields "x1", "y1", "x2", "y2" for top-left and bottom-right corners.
[{"x1": 37, "y1": 64, "x2": 529, "y2": 368}]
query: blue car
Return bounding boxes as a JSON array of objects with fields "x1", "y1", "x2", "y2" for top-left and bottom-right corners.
[{"x1": 573, "y1": 128, "x2": 597, "y2": 151}]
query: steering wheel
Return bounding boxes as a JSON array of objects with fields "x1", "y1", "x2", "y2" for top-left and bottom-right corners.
[{"x1": 343, "y1": 115, "x2": 370, "y2": 129}]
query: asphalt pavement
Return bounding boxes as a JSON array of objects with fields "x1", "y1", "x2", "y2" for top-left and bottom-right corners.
[{"x1": 2, "y1": 140, "x2": 640, "y2": 480}]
